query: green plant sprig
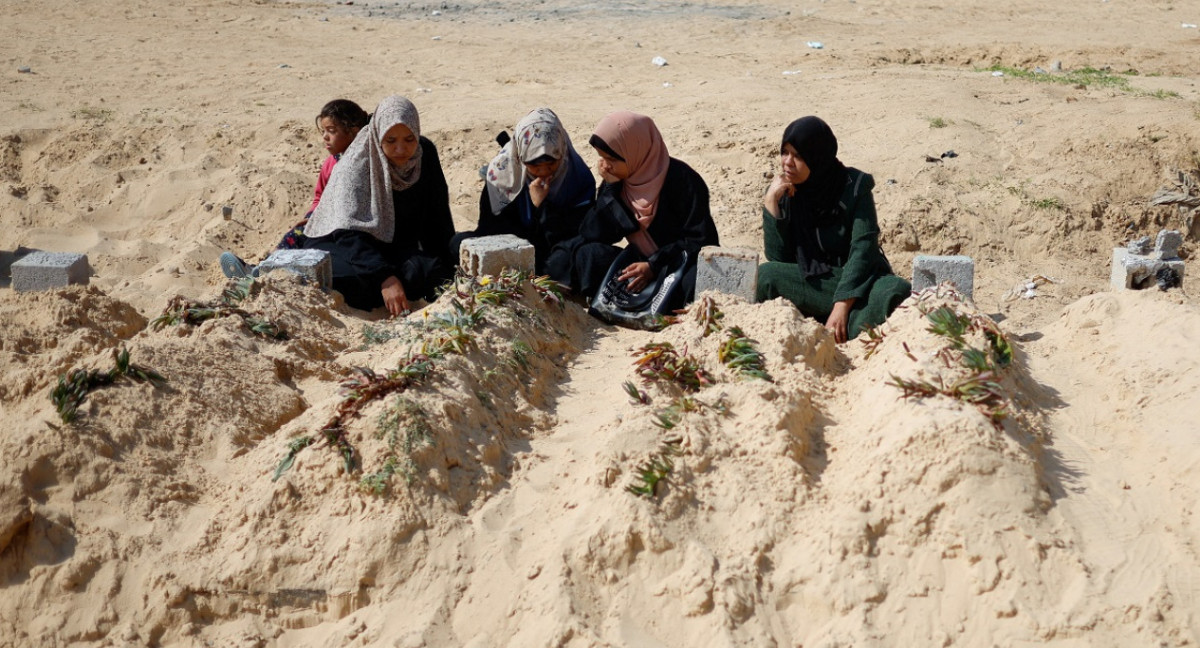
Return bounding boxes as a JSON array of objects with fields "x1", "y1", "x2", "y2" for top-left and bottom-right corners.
[
  {"x1": 718, "y1": 327, "x2": 772, "y2": 382},
  {"x1": 151, "y1": 278, "x2": 286, "y2": 339},
  {"x1": 623, "y1": 380, "x2": 651, "y2": 405},
  {"x1": 627, "y1": 440, "x2": 682, "y2": 498},
  {"x1": 892, "y1": 303, "x2": 1014, "y2": 428},
  {"x1": 861, "y1": 325, "x2": 886, "y2": 359},
  {"x1": 50, "y1": 347, "x2": 167, "y2": 423},
  {"x1": 692, "y1": 296, "x2": 724, "y2": 337},
  {"x1": 632, "y1": 342, "x2": 714, "y2": 393}
]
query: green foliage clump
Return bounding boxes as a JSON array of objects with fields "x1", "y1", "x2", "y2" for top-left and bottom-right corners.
[
  {"x1": 718, "y1": 327, "x2": 771, "y2": 381},
  {"x1": 632, "y1": 342, "x2": 714, "y2": 393},
  {"x1": 50, "y1": 347, "x2": 167, "y2": 424},
  {"x1": 627, "y1": 440, "x2": 681, "y2": 498},
  {"x1": 889, "y1": 302, "x2": 1014, "y2": 427},
  {"x1": 151, "y1": 277, "x2": 286, "y2": 339}
]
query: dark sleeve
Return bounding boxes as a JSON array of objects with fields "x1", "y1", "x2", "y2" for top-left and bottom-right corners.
[
  {"x1": 416, "y1": 139, "x2": 456, "y2": 264},
  {"x1": 832, "y1": 171, "x2": 884, "y2": 303},
  {"x1": 540, "y1": 196, "x2": 592, "y2": 248},
  {"x1": 762, "y1": 206, "x2": 796, "y2": 263},
  {"x1": 476, "y1": 186, "x2": 508, "y2": 236},
  {"x1": 645, "y1": 161, "x2": 719, "y2": 275},
  {"x1": 578, "y1": 182, "x2": 639, "y2": 244}
]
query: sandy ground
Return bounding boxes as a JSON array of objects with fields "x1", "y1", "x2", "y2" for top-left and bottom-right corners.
[{"x1": 2, "y1": 0, "x2": 1200, "y2": 645}]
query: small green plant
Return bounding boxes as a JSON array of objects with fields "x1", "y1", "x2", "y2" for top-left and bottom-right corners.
[
  {"x1": 692, "y1": 296, "x2": 724, "y2": 337},
  {"x1": 927, "y1": 116, "x2": 951, "y2": 129},
  {"x1": 718, "y1": 327, "x2": 771, "y2": 381},
  {"x1": 982, "y1": 64, "x2": 1132, "y2": 91},
  {"x1": 508, "y1": 340, "x2": 534, "y2": 373},
  {"x1": 424, "y1": 299, "x2": 484, "y2": 355},
  {"x1": 626, "y1": 440, "x2": 681, "y2": 498},
  {"x1": 1030, "y1": 197, "x2": 1064, "y2": 211},
  {"x1": 632, "y1": 342, "x2": 714, "y2": 392},
  {"x1": 1141, "y1": 89, "x2": 1180, "y2": 100},
  {"x1": 861, "y1": 325, "x2": 886, "y2": 359},
  {"x1": 623, "y1": 380, "x2": 651, "y2": 405},
  {"x1": 151, "y1": 277, "x2": 286, "y2": 339},
  {"x1": 361, "y1": 323, "x2": 402, "y2": 347},
  {"x1": 531, "y1": 274, "x2": 566, "y2": 309},
  {"x1": 365, "y1": 397, "x2": 435, "y2": 490},
  {"x1": 651, "y1": 394, "x2": 729, "y2": 430},
  {"x1": 72, "y1": 106, "x2": 113, "y2": 121},
  {"x1": 273, "y1": 436, "x2": 314, "y2": 481},
  {"x1": 50, "y1": 347, "x2": 167, "y2": 423},
  {"x1": 360, "y1": 456, "x2": 399, "y2": 495},
  {"x1": 891, "y1": 302, "x2": 1015, "y2": 427}
]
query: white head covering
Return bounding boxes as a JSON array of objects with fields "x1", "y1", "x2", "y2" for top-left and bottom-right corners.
[
  {"x1": 304, "y1": 95, "x2": 423, "y2": 243},
  {"x1": 484, "y1": 108, "x2": 576, "y2": 215}
]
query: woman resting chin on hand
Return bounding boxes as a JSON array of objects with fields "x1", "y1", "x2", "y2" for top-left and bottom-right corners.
[{"x1": 756, "y1": 116, "x2": 911, "y2": 343}]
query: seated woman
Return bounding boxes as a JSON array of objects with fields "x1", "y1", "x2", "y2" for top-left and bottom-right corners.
[
  {"x1": 568, "y1": 111, "x2": 719, "y2": 312},
  {"x1": 301, "y1": 95, "x2": 455, "y2": 315},
  {"x1": 455, "y1": 108, "x2": 595, "y2": 282},
  {"x1": 756, "y1": 116, "x2": 911, "y2": 343}
]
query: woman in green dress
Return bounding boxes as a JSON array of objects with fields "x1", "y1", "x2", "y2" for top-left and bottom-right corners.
[{"x1": 756, "y1": 116, "x2": 911, "y2": 343}]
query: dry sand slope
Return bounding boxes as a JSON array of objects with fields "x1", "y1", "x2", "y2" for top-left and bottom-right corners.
[{"x1": 2, "y1": 0, "x2": 1200, "y2": 646}]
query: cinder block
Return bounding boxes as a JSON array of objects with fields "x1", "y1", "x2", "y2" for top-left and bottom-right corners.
[
  {"x1": 695, "y1": 246, "x2": 759, "y2": 302},
  {"x1": 459, "y1": 234, "x2": 534, "y2": 277},
  {"x1": 11, "y1": 251, "x2": 90, "y2": 292},
  {"x1": 1155, "y1": 229, "x2": 1183, "y2": 260},
  {"x1": 255, "y1": 249, "x2": 332, "y2": 290},
  {"x1": 1111, "y1": 247, "x2": 1186, "y2": 290},
  {"x1": 912, "y1": 255, "x2": 974, "y2": 299}
]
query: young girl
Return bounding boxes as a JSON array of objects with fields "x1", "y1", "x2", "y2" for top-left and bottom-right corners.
[
  {"x1": 220, "y1": 99, "x2": 370, "y2": 277},
  {"x1": 279, "y1": 99, "x2": 371, "y2": 249}
]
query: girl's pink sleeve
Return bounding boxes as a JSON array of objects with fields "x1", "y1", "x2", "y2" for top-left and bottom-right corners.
[{"x1": 310, "y1": 155, "x2": 338, "y2": 212}]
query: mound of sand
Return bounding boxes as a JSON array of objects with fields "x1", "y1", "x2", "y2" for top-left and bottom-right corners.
[{"x1": 3, "y1": 0, "x2": 1200, "y2": 645}]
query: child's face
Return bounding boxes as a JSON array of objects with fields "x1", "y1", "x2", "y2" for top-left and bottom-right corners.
[
  {"x1": 524, "y1": 158, "x2": 561, "y2": 180},
  {"x1": 381, "y1": 124, "x2": 419, "y2": 168},
  {"x1": 319, "y1": 117, "x2": 359, "y2": 156}
]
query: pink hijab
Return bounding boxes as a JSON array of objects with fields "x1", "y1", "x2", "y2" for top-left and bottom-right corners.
[{"x1": 592, "y1": 111, "x2": 670, "y2": 256}]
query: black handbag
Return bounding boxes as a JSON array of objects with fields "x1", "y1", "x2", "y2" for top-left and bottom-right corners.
[{"x1": 588, "y1": 247, "x2": 689, "y2": 329}]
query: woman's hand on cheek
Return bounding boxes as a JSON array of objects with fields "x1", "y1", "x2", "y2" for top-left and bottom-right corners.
[
  {"x1": 763, "y1": 174, "x2": 795, "y2": 217},
  {"x1": 381, "y1": 276, "x2": 410, "y2": 317},
  {"x1": 529, "y1": 177, "x2": 550, "y2": 207}
]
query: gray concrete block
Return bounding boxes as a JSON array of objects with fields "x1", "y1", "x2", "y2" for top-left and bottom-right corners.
[
  {"x1": 1111, "y1": 247, "x2": 1186, "y2": 290},
  {"x1": 912, "y1": 255, "x2": 974, "y2": 299},
  {"x1": 1127, "y1": 236, "x2": 1152, "y2": 255},
  {"x1": 255, "y1": 249, "x2": 332, "y2": 290},
  {"x1": 695, "y1": 246, "x2": 758, "y2": 302},
  {"x1": 11, "y1": 251, "x2": 90, "y2": 292},
  {"x1": 1155, "y1": 229, "x2": 1183, "y2": 260},
  {"x1": 459, "y1": 234, "x2": 534, "y2": 276}
]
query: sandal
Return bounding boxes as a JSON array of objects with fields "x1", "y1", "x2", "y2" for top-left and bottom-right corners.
[{"x1": 219, "y1": 251, "x2": 254, "y2": 279}]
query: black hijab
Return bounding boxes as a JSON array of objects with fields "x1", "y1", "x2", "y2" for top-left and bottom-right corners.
[{"x1": 778, "y1": 116, "x2": 849, "y2": 277}]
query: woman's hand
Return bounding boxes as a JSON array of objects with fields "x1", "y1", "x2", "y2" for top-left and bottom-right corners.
[
  {"x1": 529, "y1": 176, "x2": 550, "y2": 208},
  {"x1": 617, "y1": 261, "x2": 655, "y2": 293},
  {"x1": 763, "y1": 174, "x2": 795, "y2": 218},
  {"x1": 825, "y1": 298, "x2": 855, "y2": 344},
  {"x1": 381, "y1": 275, "x2": 410, "y2": 317},
  {"x1": 598, "y1": 166, "x2": 621, "y2": 184}
]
